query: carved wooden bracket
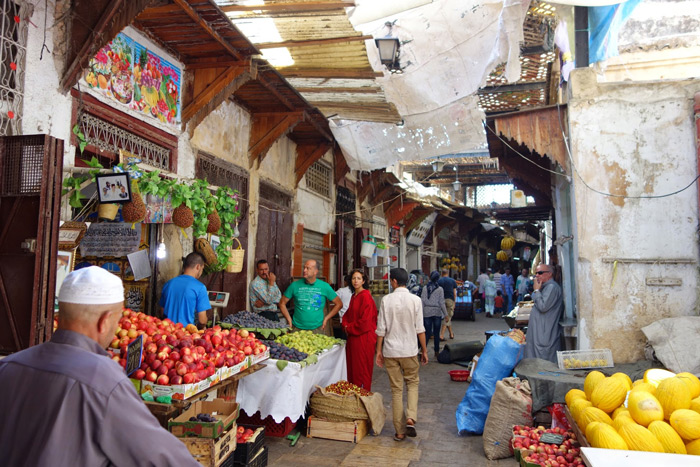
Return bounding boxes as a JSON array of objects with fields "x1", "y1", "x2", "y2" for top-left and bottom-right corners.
[
  {"x1": 249, "y1": 111, "x2": 305, "y2": 166},
  {"x1": 295, "y1": 141, "x2": 332, "y2": 185}
]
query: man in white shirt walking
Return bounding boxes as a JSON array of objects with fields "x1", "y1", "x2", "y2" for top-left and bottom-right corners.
[{"x1": 376, "y1": 268, "x2": 428, "y2": 442}]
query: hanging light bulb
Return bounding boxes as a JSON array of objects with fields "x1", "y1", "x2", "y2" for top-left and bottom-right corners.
[
  {"x1": 233, "y1": 220, "x2": 240, "y2": 238},
  {"x1": 157, "y1": 241, "x2": 167, "y2": 259}
]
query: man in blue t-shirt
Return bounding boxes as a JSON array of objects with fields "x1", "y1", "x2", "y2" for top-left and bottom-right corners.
[
  {"x1": 279, "y1": 259, "x2": 342, "y2": 333},
  {"x1": 438, "y1": 269, "x2": 458, "y2": 340},
  {"x1": 159, "y1": 252, "x2": 211, "y2": 327}
]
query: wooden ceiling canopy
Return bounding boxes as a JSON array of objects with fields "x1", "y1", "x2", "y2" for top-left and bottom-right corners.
[
  {"x1": 385, "y1": 197, "x2": 421, "y2": 230},
  {"x1": 63, "y1": 0, "x2": 335, "y2": 183}
]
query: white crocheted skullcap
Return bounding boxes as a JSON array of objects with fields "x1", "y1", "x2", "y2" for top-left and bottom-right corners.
[{"x1": 58, "y1": 266, "x2": 124, "y2": 305}]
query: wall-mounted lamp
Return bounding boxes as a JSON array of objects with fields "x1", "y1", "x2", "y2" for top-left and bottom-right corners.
[
  {"x1": 431, "y1": 159, "x2": 445, "y2": 172},
  {"x1": 375, "y1": 22, "x2": 401, "y2": 72},
  {"x1": 452, "y1": 164, "x2": 461, "y2": 192}
]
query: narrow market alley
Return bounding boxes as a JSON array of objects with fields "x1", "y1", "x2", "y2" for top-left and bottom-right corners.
[{"x1": 265, "y1": 313, "x2": 510, "y2": 466}]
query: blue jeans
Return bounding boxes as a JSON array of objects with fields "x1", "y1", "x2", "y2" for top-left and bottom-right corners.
[
  {"x1": 424, "y1": 316, "x2": 442, "y2": 355},
  {"x1": 505, "y1": 293, "x2": 513, "y2": 313}
]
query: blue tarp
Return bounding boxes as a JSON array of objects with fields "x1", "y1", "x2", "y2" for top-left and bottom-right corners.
[
  {"x1": 456, "y1": 334, "x2": 524, "y2": 435},
  {"x1": 588, "y1": 0, "x2": 642, "y2": 64}
]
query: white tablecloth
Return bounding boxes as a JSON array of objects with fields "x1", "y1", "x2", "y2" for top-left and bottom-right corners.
[{"x1": 237, "y1": 343, "x2": 347, "y2": 423}]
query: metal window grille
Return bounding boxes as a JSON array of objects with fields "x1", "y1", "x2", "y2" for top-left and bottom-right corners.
[
  {"x1": 77, "y1": 112, "x2": 171, "y2": 170},
  {"x1": 0, "y1": 134, "x2": 45, "y2": 194},
  {"x1": 305, "y1": 160, "x2": 331, "y2": 199},
  {"x1": 465, "y1": 184, "x2": 521, "y2": 208},
  {"x1": 0, "y1": 0, "x2": 29, "y2": 136}
]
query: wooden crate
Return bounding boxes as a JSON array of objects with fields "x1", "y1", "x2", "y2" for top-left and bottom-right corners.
[
  {"x1": 306, "y1": 416, "x2": 368, "y2": 443},
  {"x1": 181, "y1": 426, "x2": 237, "y2": 467}
]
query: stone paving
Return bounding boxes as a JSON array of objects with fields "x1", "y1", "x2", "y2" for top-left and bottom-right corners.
[{"x1": 265, "y1": 311, "x2": 513, "y2": 466}]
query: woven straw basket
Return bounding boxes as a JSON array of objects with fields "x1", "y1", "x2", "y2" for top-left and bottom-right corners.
[
  {"x1": 310, "y1": 387, "x2": 368, "y2": 422},
  {"x1": 226, "y1": 238, "x2": 245, "y2": 273}
]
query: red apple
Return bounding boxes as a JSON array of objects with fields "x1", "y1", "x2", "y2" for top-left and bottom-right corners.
[
  {"x1": 170, "y1": 351, "x2": 180, "y2": 361},
  {"x1": 183, "y1": 373, "x2": 195, "y2": 384},
  {"x1": 182, "y1": 354, "x2": 194, "y2": 364},
  {"x1": 162, "y1": 359, "x2": 175, "y2": 370},
  {"x1": 239, "y1": 329, "x2": 249, "y2": 338},
  {"x1": 170, "y1": 375, "x2": 183, "y2": 385},
  {"x1": 145, "y1": 371, "x2": 158, "y2": 382},
  {"x1": 157, "y1": 365, "x2": 169, "y2": 376},
  {"x1": 243, "y1": 346, "x2": 252, "y2": 355},
  {"x1": 132, "y1": 369, "x2": 146, "y2": 380},
  {"x1": 151, "y1": 359, "x2": 162, "y2": 371},
  {"x1": 156, "y1": 374, "x2": 169, "y2": 385},
  {"x1": 176, "y1": 362, "x2": 188, "y2": 376}
]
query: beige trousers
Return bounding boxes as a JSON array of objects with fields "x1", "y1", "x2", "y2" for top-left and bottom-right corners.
[{"x1": 384, "y1": 356, "x2": 420, "y2": 436}]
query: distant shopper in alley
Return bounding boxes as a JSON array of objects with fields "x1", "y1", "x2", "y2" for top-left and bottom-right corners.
[
  {"x1": 524, "y1": 264, "x2": 564, "y2": 362},
  {"x1": 501, "y1": 267, "x2": 515, "y2": 312},
  {"x1": 376, "y1": 268, "x2": 428, "y2": 442},
  {"x1": 438, "y1": 269, "x2": 457, "y2": 341},
  {"x1": 249, "y1": 259, "x2": 282, "y2": 321},
  {"x1": 421, "y1": 271, "x2": 447, "y2": 357},
  {"x1": 0, "y1": 267, "x2": 199, "y2": 466}
]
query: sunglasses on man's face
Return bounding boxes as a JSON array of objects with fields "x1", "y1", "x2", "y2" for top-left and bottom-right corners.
[{"x1": 535, "y1": 271, "x2": 550, "y2": 275}]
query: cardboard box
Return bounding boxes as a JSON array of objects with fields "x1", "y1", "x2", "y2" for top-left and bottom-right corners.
[
  {"x1": 170, "y1": 399, "x2": 239, "y2": 438},
  {"x1": 180, "y1": 425, "x2": 236, "y2": 467},
  {"x1": 248, "y1": 347, "x2": 270, "y2": 367},
  {"x1": 219, "y1": 358, "x2": 249, "y2": 381},
  {"x1": 306, "y1": 416, "x2": 368, "y2": 443},
  {"x1": 141, "y1": 372, "x2": 218, "y2": 401}
]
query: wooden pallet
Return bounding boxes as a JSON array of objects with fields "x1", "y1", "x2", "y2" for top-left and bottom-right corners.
[{"x1": 306, "y1": 416, "x2": 368, "y2": 443}]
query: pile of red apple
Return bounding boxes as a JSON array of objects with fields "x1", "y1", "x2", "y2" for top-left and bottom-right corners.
[
  {"x1": 107, "y1": 309, "x2": 267, "y2": 386},
  {"x1": 511, "y1": 425, "x2": 583, "y2": 467},
  {"x1": 236, "y1": 426, "x2": 258, "y2": 444}
]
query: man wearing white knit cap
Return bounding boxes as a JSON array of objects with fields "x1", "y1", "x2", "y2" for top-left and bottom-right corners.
[{"x1": 0, "y1": 266, "x2": 199, "y2": 466}]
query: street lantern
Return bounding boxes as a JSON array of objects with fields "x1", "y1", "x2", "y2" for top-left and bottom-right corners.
[
  {"x1": 431, "y1": 159, "x2": 445, "y2": 172},
  {"x1": 453, "y1": 164, "x2": 461, "y2": 192},
  {"x1": 375, "y1": 37, "x2": 400, "y2": 70}
]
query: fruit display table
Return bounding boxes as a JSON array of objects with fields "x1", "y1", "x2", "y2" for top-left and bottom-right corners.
[{"x1": 236, "y1": 343, "x2": 347, "y2": 423}]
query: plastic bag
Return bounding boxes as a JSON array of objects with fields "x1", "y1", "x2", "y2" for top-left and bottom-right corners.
[
  {"x1": 456, "y1": 334, "x2": 524, "y2": 435},
  {"x1": 548, "y1": 403, "x2": 571, "y2": 431}
]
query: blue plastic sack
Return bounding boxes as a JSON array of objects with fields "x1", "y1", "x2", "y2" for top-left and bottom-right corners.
[{"x1": 456, "y1": 334, "x2": 524, "y2": 435}]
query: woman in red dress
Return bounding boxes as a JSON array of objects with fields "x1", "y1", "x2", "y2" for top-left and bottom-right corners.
[{"x1": 342, "y1": 269, "x2": 378, "y2": 391}]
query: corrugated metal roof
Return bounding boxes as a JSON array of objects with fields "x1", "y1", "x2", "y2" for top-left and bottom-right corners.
[{"x1": 218, "y1": 0, "x2": 402, "y2": 123}]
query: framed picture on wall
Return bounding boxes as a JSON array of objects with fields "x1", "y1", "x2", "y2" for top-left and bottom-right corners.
[
  {"x1": 96, "y1": 173, "x2": 132, "y2": 203},
  {"x1": 56, "y1": 250, "x2": 75, "y2": 298}
]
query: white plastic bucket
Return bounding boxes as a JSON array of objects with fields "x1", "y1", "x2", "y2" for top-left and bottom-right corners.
[{"x1": 360, "y1": 236, "x2": 376, "y2": 259}]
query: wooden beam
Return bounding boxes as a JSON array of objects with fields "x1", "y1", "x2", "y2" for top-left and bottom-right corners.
[
  {"x1": 358, "y1": 171, "x2": 384, "y2": 204},
  {"x1": 172, "y1": 0, "x2": 246, "y2": 61},
  {"x1": 220, "y1": 2, "x2": 355, "y2": 14},
  {"x1": 385, "y1": 198, "x2": 420, "y2": 230},
  {"x1": 257, "y1": 35, "x2": 373, "y2": 49},
  {"x1": 182, "y1": 65, "x2": 249, "y2": 122},
  {"x1": 186, "y1": 59, "x2": 247, "y2": 70},
  {"x1": 249, "y1": 112, "x2": 305, "y2": 166},
  {"x1": 296, "y1": 142, "x2": 332, "y2": 185},
  {"x1": 333, "y1": 145, "x2": 349, "y2": 184},
  {"x1": 296, "y1": 87, "x2": 381, "y2": 94},
  {"x1": 370, "y1": 184, "x2": 396, "y2": 205},
  {"x1": 134, "y1": 4, "x2": 182, "y2": 20},
  {"x1": 257, "y1": 75, "x2": 296, "y2": 111},
  {"x1": 60, "y1": 0, "x2": 125, "y2": 92},
  {"x1": 279, "y1": 69, "x2": 384, "y2": 79},
  {"x1": 301, "y1": 111, "x2": 333, "y2": 142}
]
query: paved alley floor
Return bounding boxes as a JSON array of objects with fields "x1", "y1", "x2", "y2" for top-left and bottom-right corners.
[{"x1": 265, "y1": 311, "x2": 513, "y2": 466}]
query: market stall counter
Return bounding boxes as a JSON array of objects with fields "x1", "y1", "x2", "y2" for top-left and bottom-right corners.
[
  {"x1": 237, "y1": 343, "x2": 347, "y2": 423},
  {"x1": 514, "y1": 358, "x2": 659, "y2": 413}
]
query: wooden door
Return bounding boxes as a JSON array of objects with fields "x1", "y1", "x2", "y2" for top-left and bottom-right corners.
[
  {"x1": 256, "y1": 188, "x2": 293, "y2": 292},
  {"x1": 0, "y1": 135, "x2": 63, "y2": 353}
]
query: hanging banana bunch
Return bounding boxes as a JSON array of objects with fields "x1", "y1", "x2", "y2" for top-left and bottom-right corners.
[
  {"x1": 501, "y1": 236, "x2": 516, "y2": 250},
  {"x1": 496, "y1": 250, "x2": 508, "y2": 261}
]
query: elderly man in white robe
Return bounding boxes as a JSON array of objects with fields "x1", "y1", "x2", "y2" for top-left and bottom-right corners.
[{"x1": 524, "y1": 264, "x2": 564, "y2": 363}]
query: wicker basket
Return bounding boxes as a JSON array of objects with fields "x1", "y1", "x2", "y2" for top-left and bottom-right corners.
[
  {"x1": 98, "y1": 203, "x2": 119, "y2": 220},
  {"x1": 310, "y1": 387, "x2": 369, "y2": 422},
  {"x1": 226, "y1": 238, "x2": 245, "y2": 273}
]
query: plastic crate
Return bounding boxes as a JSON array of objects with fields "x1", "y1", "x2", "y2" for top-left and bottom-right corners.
[
  {"x1": 236, "y1": 446, "x2": 267, "y2": 467},
  {"x1": 237, "y1": 410, "x2": 297, "y2": 438},
  {"x1": 448, "y1": 370, "x2": 470, "y2": 382},
  {"x1": 557, "y1": 349, "x2": 614, "y2": 370},
  {"x1": 233, "y1": 425, "x2": 265, "y2": 464}
]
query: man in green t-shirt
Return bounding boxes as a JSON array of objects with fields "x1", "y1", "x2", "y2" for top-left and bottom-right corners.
[{"x1": 279, "y1": 259, "x2": 342, "y2": 333}]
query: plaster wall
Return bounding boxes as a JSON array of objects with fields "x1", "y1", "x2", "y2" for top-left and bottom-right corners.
[
  {"x1": 295, "y1": 151, "x2": 335, "y2": 235},
  {"x1": 568, "y1": 68, "x2": 700, "y2": 362}
]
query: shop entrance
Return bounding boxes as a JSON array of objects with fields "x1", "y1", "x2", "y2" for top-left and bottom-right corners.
[
  {"x1": 0, "y1": 135, "x2": 63, "y2": 353},
  {"x1": 256, "y1": 182, "x2": 293, "y2": 291}
]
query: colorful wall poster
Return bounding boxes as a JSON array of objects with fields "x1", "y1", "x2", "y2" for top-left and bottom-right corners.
[{"x1": 83, "y1": 32, "x2": 182, "y2": 126}]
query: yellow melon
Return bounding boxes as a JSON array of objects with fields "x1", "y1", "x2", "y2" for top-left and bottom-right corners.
[
  {"x1": 613, "y1": 407, "x2": 630, "y2": 419},
  {"x1": 630, "y1": 382, "x2": 656, "y2": 396},
  {"x1": 585, "y1": 371, "x2": 607, "y2": 400},
  {"x1": 613, "y1": 413, "x2": 636, "y2": 431},
  {"x1": 633, "y1": 379, "x2": 645, "y2": 387},
  {"x1": 570, "y1": 398, "x2": 593, "y2": 426},
  {"x1": 677, "y1": 373, "x2": 700, "y2": 399},
  {"x1": 627, "y1": 391, "x2": 664, "y2": 427},
  {"x1": 592, "y1": 423, "x2": 628, "y2": 450},
  {"x1": 617, "y1": 423, "x2": 665, "y2": 452},
  {"x1": 656, "y1": 377, "x2": 692, "y2": 419},
  {"x1": 591, "y1": 377, "x2": 628, "y2": 413},
  {"x1": 670, "y1": 409, "x2": 700, "y2": 440},
  {"x1": 611, "y1": 372, "x2": 633, "y2": 391},
  {"x1": 579, "y1": 406, "x2": 613, "y2": 432},
  {"x1": 585, "y1": 421, "x2": 602, "y2": 445},
  {"x1": 691, "y1": 396, "x2": 700, "y2": 414},
  {"x1": 566, "y1": 388, "x2": 588, "y2": 407},
  {"x1": 648, "y1": 420, "x2": 687, "y2": 454},
  {"x1": 644, "y1": 368, "x2": 676, "y2": 388},
  {"x1": 687, "y1": 438, "x2": 700, "y2": 455}
]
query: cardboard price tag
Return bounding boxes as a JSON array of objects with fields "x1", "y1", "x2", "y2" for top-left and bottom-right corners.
[
  {"x1": 539, "y1": 433, "x2": 564, "y2": 445},
  {"x1": 126, "y1": 334, "x2": 143, "y2": 376}
]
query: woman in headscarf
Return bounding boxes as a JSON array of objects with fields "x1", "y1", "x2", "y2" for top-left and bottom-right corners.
[
  {"x1": 342, "y1": 269, "x2": 378, "y2": 390},
  {"x1": 420, "y1": 270, "x2": 447, "y2": 358},
  {"x1": 407, "y1": 273, "x2": 422, "y2": 296}
]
